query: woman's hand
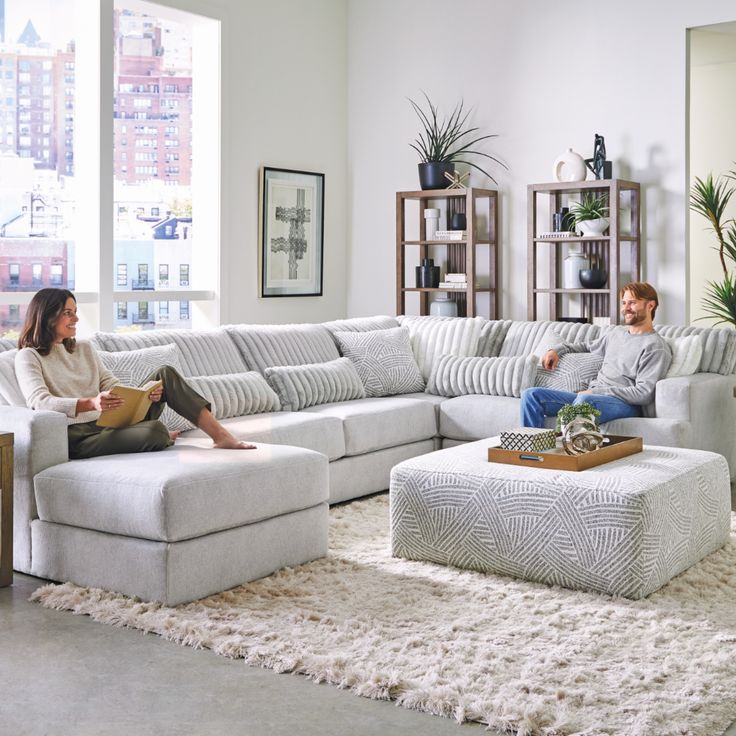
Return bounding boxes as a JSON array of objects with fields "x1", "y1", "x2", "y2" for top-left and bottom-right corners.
[
  {"x1": 148, "y1": 385, "x2": 163, "y2": 403},
  {"x1": 94, "y1": 390, "x2": 124, "y2": 413}
]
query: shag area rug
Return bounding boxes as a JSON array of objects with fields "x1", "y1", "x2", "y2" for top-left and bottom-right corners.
[{"x1": 32, "y1": 495, "x2": 736, "y2": 736}]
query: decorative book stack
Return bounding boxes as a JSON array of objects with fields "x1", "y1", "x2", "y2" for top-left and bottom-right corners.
[{"x1": 439, "y1": 273, "x2": 468, "y2": 289}]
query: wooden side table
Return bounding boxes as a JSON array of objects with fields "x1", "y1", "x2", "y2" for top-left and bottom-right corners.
[{"x1": 0, "y1": 432, "x2": 14, "y2": 587}]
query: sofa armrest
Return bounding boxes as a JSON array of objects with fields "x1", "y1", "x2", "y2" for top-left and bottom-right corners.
[
  {"x1": 654, "y1": 372, "x2": 736, "y2": 467},
  {"x1": 0, "y1": 406, "x2": 69, "y2": 477}
]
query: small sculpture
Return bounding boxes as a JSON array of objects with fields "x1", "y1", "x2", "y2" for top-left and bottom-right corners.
[
  {"x1": 561, "y1": 415, "x2": 605, "y2": 456},
  {"x1": 444, "y1": 170, "x2": 470, "y2": 189},
  {"x1": 585, "y1": 134, "x2": 608, "y2": 180}
]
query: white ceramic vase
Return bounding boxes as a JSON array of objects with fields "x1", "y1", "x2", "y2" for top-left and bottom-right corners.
[
  {"x1": 430, "y1": 295, "x2": 458, "y2": 317},
  {"x1": 563, "y1": 245, "x2": 589, "y2": 289},
  {"x1": 552, "y1": 148, "x2": 587, "y2": 182}
]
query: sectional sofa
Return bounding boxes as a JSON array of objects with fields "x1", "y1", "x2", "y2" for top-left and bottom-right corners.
[{"x1": 1, "y1": 314, "x2": 735, "y2": 604}]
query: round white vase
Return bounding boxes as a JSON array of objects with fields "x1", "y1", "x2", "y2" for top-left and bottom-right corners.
[
  {"x1": 424, "y1": 208, "x2": 440, "y2": 240},
  {"x1": 430, "y1": 295, "x2": 458, "y2": 317},
  {"x1": 563, "y1": 245, "x2": 589, "y2": 289},
  {"x1": 577, "y1": 217, "x2": 610, "y2": 237},
  {"x1": 553, "y1": 148, "x2": 587, "y2": 182}
]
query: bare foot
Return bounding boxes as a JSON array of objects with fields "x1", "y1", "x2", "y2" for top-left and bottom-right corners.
[
  {"x1": 213, "y1": 436, "x2": 256, "y2": 450},
  {"x1": 169, "y1": 431, "x2": 181, "y2": 441}
]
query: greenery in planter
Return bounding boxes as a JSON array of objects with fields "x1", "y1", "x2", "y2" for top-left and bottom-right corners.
[
  {"x1": 690, "y1": 170, "x2": 736, "y2": 326},
  {"x1": 408, "y1": 92, "x2": 507, "y2": 184},
  {"x1": 569, "y1": 193, "x2": 610, "y2": 226},
  {"x1": 556, "y1": 402, "x2": 601, "y2": 431}
]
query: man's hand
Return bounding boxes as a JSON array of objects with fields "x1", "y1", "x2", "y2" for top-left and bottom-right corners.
[
  {"x1": 541, "y1": 350, "x2": 560, "y2": 371},
  {"x1": 577, "y1": 389, "x2": 592, "y2": 395},
  {"x1": 148, "y1": 385, "x2": 164, "y2": 403}
]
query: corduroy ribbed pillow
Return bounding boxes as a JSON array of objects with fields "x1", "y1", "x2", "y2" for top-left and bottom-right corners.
[
  {"x1": 534, "y1": 352, "x2": 603, "y2": 393},
  {"x1": 332, "y1": 326, "x2": 425, "y2": 397},
  {"x1": 426, "y1": 354, "x2": 538, "y2": 398},
  {"x1": 662, "y1": 335, "x2": 704, "y2": 378},
  {"x1": 187, "y1": 372, "x2": 281, "y2": 419},
  {"x1": 264, "y1": 357, "x2": 366, "y2": 412}
]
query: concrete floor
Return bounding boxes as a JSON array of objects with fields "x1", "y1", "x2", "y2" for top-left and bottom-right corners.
[{"x1": 2, "y1": 480, "x2": 735, "y2": 736}]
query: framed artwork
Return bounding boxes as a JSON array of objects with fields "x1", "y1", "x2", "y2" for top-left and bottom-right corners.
[{"x1": 259, "y1": 166, "x2": 325, "y2": 297}]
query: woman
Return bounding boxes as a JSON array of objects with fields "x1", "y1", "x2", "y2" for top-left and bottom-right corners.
[{"x1": 15, "y1": 288, "x2": 254, "y2": 459}]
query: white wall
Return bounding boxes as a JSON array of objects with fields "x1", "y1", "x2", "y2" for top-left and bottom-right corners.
[
  {"x1": 347, "y1": 0, "x2": 736, "y2": 325},
  {"x1": 688, "y1": 24, "x2": 736, "y2": 325},
  {"x1": 160, "y1": 0, "x2": 348, "y2": 325}
]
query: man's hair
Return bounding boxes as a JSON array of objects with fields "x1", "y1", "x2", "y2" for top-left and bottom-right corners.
[
  {"x1": 620, "y1": 281, "x2": 659, "y2": 319},
  {"x1": 18, "y1": 288, "x2": 76, "y2": 356}
]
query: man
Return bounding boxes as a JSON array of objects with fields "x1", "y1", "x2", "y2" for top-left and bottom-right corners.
[{"x1": 520, "y1": 282, "x2": 672, "y2": 428}]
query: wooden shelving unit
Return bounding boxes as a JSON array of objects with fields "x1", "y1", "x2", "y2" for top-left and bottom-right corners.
[
  {"x1": 527, "y1": 179, "x2": 640, "y2": 324},
  {"x1": 396, "y1": 187, "x2": 499, "y2": 318}
]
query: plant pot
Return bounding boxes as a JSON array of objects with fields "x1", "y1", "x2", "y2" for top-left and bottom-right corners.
[
  {"x1": 418, "y1": 162, "x2": 455, "y2": 191},
  {"x1": 578, "y1": 268, "x2": 608, "y2": 289},
  {"x1": 577, "y1": 217, "x2": 610, "y2": 237}
]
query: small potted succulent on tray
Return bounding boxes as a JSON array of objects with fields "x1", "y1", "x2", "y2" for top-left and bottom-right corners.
[
  {"x1": 408, "y1": 92, "x2": 507, "y2": 190},
  {"x1": 570, "y1": 193, "x2": 610, "y2": 237}
]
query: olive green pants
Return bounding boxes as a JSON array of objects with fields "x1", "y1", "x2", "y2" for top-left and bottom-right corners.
[{"x1": 67, "y1": 364, "x2": 210, "y2": 460}]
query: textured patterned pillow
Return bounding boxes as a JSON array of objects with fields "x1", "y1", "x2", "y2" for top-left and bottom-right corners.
[
  {"x1": 397, "y1": 315, "x2": 488, "y2": 380},
  {"x1": 534, "y1": 352, "x2": 603, "y2": 393},
  {"x1": 663, "y1": 335, "x2": 703, "y2": 378},
  {"x1": 0, "y1": 349, "x2": 25, "y2": 406},
  {"x1": 96, "y1": 344, "x2": 191, "y2": 432},
  {"x1": 427, "y1": 354, "x2": 538, "y2": 398},
  {"x1": 264, "y1": 358, "x2": 366, "y2": 411},
  {"x1": 332, "y1": 326, "x2": 425, "y2": 397}
]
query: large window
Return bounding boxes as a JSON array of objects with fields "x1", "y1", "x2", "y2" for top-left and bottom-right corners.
[{"x1": 0, "y1": 0, "x2": 220, "y2": 338}]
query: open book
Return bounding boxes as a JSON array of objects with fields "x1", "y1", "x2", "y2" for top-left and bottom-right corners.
[{"x1": 96, "y1": 380, "x2": 163, "y2": 429}]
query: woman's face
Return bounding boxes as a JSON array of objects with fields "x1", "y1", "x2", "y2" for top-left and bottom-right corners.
[{"x1": 51, "y1": 296, "x2": 78, "y2": 343}]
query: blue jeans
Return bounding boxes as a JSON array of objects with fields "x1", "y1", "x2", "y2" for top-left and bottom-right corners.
[{"x1": 520, "y1": 387, "x2": 642, "y2": 429}]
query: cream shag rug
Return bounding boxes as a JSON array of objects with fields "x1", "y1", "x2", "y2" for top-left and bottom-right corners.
[{"x1": 32, "y1": 495, "x2": 736, "y2": 736}]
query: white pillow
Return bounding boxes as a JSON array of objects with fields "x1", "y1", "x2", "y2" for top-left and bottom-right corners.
[{"x1": 663, "y1": 335, "x2": 703, "y2": 378}]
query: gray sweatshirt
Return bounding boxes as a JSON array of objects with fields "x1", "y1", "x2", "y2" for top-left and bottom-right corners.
[
  {"x1": 550, "y1": 327, "x2": 672, "y2": 405},
  {"x1": 15, "y1": 340, "x2": 118, "y2": 424}
]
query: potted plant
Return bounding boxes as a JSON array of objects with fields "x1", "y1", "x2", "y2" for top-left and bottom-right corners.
[
  {"x1": 408, "y1": 92, "x2": 506, "y2": 190},
  {"x1": 690, "y1": 170, "x2": 736, "y2": 326},
  {"x1": 570, "y1": 193, "x2": 610, "y2": 237},
  {"x1": 556, "y1": 402, "x2": 601, "y2": 433}
]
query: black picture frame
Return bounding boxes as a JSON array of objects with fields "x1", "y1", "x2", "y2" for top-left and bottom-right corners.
[{"x1": 259, "y1": 166, "x2": 325, "y2": 297}]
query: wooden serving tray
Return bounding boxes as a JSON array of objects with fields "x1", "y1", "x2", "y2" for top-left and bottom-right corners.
[{"x1": 487, "y1": 435, "x2": 643, "y2": 471}]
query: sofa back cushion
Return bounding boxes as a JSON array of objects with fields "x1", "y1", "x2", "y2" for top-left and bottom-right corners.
[
  {"x1": 0, "y1": 350, "x2": 26, "y2": 406},
  {"x1": 0, "y1": 338, "x2": 16, "y2": 353},
  {"x1": 332, "y1": 326, "x2": 424, "y2": 397},
  {"x1": 264, "y1": 357, "x2": 365, "y2": 411},
  {"x1": 427, "y1": 354, "x2": 538, "y2": 398},
  {"x1": 92, "y1": 328, "x2": 246, "y2": 377},
  {"x1": 322, "y1": 315, "x2": 399, "y2": 335},
  {"x1": 225, "y1": 323, "x2": 339, "y2": 374},
  {"x1": 477, "y1": 320, "x2": 513, "y2": 357},
  {"x1": 655, "y1": 324, "x2": 736, "y2": 375},
  {"x1": 498, "y1": 320, "x2": 600, "y2": 358},
  {"x1": 397, "y1": 315, "x2": 488, "y2": 380}
]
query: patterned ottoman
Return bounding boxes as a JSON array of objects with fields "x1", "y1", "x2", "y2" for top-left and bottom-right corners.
[{"x1": 390, "y1": 440, "x2": 731, "y2": 598}]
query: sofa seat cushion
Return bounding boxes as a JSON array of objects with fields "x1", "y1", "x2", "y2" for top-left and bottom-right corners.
[
  {"x1": 439, "y1": 394, "x2": 522, "y2": 441},
  {"x1": 178, "y1": 410, "x2": 346, "y2": 461},
  {"x1": 34, "y1": 443, "x2": 328, "y2": 543},
  {"x1": 303, "y1": 396, "x2": 437, "y2": 456}
]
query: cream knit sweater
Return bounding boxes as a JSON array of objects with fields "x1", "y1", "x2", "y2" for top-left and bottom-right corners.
[{"x1": 15, "y1": 341, "x2": 118, "y2": 424}]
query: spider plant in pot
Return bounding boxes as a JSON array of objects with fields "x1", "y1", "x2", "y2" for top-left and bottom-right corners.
[
  {"x1": 570, "y1": 193, "x2": 610, "y2": 237},
  {"x1": 408, "y1": 92, "x2": 507, "y2": 190},
  {"x1": 690, "y1": 170, "x2": 736, "y2": 326}
]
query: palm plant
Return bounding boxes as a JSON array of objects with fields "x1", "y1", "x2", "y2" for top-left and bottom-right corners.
[
  {"x1": 408, "y1": 92, "x2": 507, "y2": 184},
  {"x1": 690, "y1": 171, "x2": 736, "y2": 326}
]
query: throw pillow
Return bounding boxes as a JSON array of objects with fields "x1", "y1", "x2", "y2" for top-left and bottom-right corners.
[
  {"x1": 264, "y1": 357, "x2": 366, "y2": 412},
  {"x1": 332, "y1": 326, "x2": 425, "y2": 397},
  {"x1": 426, "y1": 354, "x2": 538, "y2": 398},
  {"x1": 663, "y1": 335, "x2": 703, "y2": 378},
  {"x1": 0, "y1": 350, "x2": 26, "y2": 407},
  {"x1": 96, "y1": 344, "x2": 191, "y2": 432},
  {"x1": 534, "y1": 352, "x2": 603, "y2": 393},
  {"x1": 186, "y1": 372, "x2": 281, "y2": 419}
]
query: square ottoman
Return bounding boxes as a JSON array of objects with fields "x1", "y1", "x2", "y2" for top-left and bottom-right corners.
[
  {"x1": 390, "y1": 439, "x2": 731, "y2": 598},
  {"x1": 31, "y1": 442, "x2": 329, "y2": 605}
]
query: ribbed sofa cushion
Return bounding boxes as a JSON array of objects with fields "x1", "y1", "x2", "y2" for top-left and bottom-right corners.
[
  {"x1": 92, "y1": 328, "x2": 246, "y2": 376},
  {"x1": 264, "y1": 357, "x2": 365, "y2": 412},
  {"x1": 427, "y1": 354, "x2": 538, "y2": 398},
  {"x1": 322, "y1": 315, "x2": 399, "y2": 335},
  {"x1": 655, "y1": 324, "x2": 736, "y2": 375},
  {"x1": 0, "y1": 338, "x2": 16, "y2": 353},
  {"x1": 187, "y1": 372, "x2": 280, "y2": 419},
  {"x1": 225, "y1": 323, "x2": 340, "y2": 374},
  {"x1": 498, "y1": 320, "x2": 600, "y2": 357},
  {"x1": 397, "y1": 315, "x2": 489, "y2": 380}
]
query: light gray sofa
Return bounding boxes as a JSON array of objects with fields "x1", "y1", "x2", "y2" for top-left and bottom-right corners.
[{"x1": 1, "y1": 314, "x2": 734, "y2": 604}]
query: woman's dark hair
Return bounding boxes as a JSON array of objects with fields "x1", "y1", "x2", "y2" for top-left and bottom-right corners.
[{"x1": 18, "y1": 288, "x2": 77, "y2": 355}]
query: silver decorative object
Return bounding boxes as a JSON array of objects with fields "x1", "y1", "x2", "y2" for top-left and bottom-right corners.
[{"x1": 561, "y1": 415, "x2": 605, "y2": 456}]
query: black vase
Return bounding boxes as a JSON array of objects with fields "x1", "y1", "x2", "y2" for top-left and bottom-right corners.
[
  {"x1": 416, "y1": 258, "x2": 440, "y2": 288},
  {"x1": 418, "y1": 162, "x2": 455, "y2": 191}
]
